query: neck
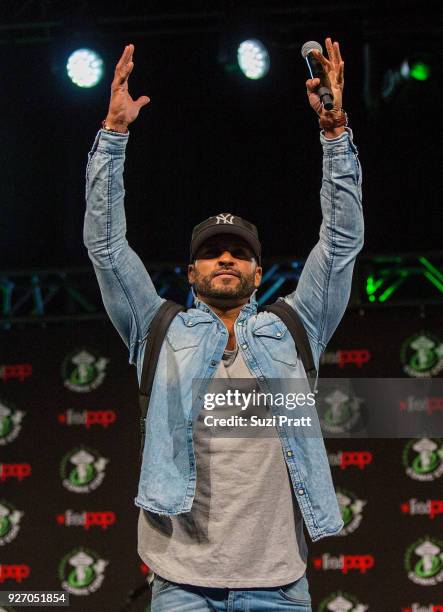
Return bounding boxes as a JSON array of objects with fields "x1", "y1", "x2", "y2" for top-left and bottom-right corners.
[{"x1": 197, "y1": 295, "x2": 250, "y2": 350}]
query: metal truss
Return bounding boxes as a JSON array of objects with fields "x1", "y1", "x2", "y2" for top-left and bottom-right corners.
[{"x1": 1, "y1": 253, "x2": 442, "y2": 328}]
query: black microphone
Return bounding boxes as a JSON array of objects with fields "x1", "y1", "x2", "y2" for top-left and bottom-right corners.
[{"x1": 301, "y1": 41, "x2": 334, "y2": 110}]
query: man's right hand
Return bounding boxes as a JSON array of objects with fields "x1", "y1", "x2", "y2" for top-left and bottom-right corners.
[{"x1": 104, "y1": 44, "x2": 150, "y2": 132}]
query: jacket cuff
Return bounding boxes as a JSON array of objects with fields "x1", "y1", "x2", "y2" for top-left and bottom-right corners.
[
  {"x1": 320, "y1": 127, "x2": 358, "y2": 155},
  {"x1": 90, "y1": 129, "x2": 129, "y2": 155}
]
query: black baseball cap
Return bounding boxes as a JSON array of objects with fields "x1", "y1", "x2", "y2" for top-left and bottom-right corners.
[{"x1": 190, "y1": 213, "x2": 262, "y2": 264}]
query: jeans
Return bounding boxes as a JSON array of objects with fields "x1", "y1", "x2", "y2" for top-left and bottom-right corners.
[{"x1": 150, "y1": 573, "x2": 312, "y2": 611}]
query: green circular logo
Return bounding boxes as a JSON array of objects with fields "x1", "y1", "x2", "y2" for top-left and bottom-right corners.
[
  {"x1": 59, "y1": 547, "x2": 108, "y2": 596},
  {"x1": 400, "y1": 332, "x2": 443, "y2": 377}
]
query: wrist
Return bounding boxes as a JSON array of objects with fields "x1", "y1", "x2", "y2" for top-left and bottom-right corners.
[
  {"x1": 318, "y1": 109, "x2": 348, "y2": 135},
  {"x1": 323, "y1": 125, "x2": 346, "y2": 139},
  {"x1": 102, "y1": 117, "x2": 129, "y2": 134}
]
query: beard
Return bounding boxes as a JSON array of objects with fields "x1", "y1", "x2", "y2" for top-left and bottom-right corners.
[{"x1": 192, "y1": 269, "x2": 256, "y2": 301}]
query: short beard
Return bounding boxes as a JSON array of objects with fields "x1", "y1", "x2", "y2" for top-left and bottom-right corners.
[{"x1": 192, "y1": 269, "x2": 256, "y2": 302}]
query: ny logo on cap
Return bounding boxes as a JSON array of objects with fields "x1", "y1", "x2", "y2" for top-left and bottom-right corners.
[{"x1": 215, "y1": 213, "x2": 235, "y2": 225}]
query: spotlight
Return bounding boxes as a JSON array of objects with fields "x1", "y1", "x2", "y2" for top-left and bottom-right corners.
[
  {"x1": 66, "y1": 48, "x2": 104, "y2": 88},
  {"x1": 237, "y1": 39, "x2": 270, "y2": 80},
  {"x1": 382, "y1": 53, "x2": 432, "y2": 100},
  {"x1": 400, "y1": 59, "x2": 431, "y2": 82}
]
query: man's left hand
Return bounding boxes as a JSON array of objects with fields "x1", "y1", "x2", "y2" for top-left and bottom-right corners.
[{"x1": 306, "y1": 38, "x2": 345, "y2": 136}]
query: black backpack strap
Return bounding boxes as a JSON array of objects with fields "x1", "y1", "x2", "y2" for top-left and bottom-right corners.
[
  {"x1": 260, "y1": 300, "x2": 317, "y2": 386},
  {"x1": 139, "y1": 299, "x2": 185, "y2": 460}
]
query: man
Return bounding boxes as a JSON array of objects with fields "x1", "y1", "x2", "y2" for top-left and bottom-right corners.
[{"x1": 84, "y1": 38, "x2": 363, "y2": 611}]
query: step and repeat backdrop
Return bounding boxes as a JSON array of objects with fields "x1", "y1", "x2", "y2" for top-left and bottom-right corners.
[{"x1": 0, "y1": 307, "x2": 442, "y2": 612}]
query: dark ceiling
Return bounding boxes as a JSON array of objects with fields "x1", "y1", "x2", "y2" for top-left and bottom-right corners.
[{"x1": 1, "y1": 1, "x2": 441, "y2": 269}]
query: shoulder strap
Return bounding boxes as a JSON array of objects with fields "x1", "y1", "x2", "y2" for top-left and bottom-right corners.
[
  {"x1": 259, "y1": 300, "x2": 317, "y2": 385},
  {"x1": 139, "y1": 300, "x2": 185, "y2": 459}
]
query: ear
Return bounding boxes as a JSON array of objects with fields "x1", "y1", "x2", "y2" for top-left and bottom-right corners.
[
  {"x1": 254, "y1": 264, "x2": 263, "y2": 289},
  {"x1": 188, "y1": 263, "x2": 195, "y2": 284}
]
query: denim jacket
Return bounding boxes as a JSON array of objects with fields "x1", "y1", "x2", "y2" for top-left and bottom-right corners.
[{"x1": 84, "y1": 127, "x2": 363, "y2": 542}]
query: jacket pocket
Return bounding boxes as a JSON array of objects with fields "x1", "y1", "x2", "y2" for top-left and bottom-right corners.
[
  {"x1": 252, "y1": 317, "x2": 297, "y2": 366},
  {"x1": 166, "y1": 312, "x2": 213, "y2": 351}
]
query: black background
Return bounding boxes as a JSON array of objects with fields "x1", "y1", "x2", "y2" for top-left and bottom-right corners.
[{"x1": 1, "y1": 0, "x2": 441, "y2": 269}]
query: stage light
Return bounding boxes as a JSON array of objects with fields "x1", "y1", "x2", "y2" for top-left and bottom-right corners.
[
  {"x1": 237, "y1": 39, "x2": 270, "y2": 80},
  {"x1": 401, "y1": 59, "x2": 431, "y2": 82},
  {"x1": 66, "y1": 48, "x2": 104, "y2": 88}
]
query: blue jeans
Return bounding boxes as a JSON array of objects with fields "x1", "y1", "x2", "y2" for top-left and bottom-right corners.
[{"x1": 150, "y1": 573, "x2": 312, "y2": 611}]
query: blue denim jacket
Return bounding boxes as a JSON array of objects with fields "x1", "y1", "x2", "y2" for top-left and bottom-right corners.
[{"x1": 84, "y1": 127, "x2": 363, "y2": 542}]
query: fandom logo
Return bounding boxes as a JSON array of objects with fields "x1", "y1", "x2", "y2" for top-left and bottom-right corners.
[
  {"x1": 319, "y1": 389, "x2": 363, "y2": 434},
  {"x1": 401, "y1": 499, "x2": 443, "y2": 519},
  {"x1": 336, "y1": 489, "x2": 366, "y2": 536},
  {"x1": 57, "y1": 409, "x2": 117, "y2": 428},
  {"x1": 56, "y1": 510, "x2": 116, "y2": 530},
  {"x1": 312, "y1": 554, "x2": 374, "y2": 574},
  {"x1": 0, "y1": 364, "x2": 32, "y2": 383},
  {"x1": 61, "y1": 349, "x2": 109, "y2": 393},
  {"x1": 0, "y1": 500, "x2": 23, "y2": 545},
  {"x1": 0, "y1": 463, "x2": 31, "y2": 483},
  {"x1": 0, "y1": 399, "x2": 24, "y2": 446},
  {"x1": 60, "y1": 447, "x2": 109, "y2": 494},
  {"x1": 318, "y1": 592, "x2": 368, "y2": 611},
  {"x1": 402, "y1": 438, "x2": 443, "y2": 482},
  {"x1": 0, "y1": 564, "x2": 30, "y2": 583},
  {"x1": 58, "y1": 547, "x2": 108, "y2": 596},
  {"x1": 328, "y1": 451, "x2": 373, "y2": 470},
  {"x1": 400, "y1": 332, "x2": 443, "y2": 378},
  {"x1": 320, "y1": 349, "x2": 371, "y2": 369},
  {"x1": 404, "y1": 536, "x2": 443, "y2": 586}
]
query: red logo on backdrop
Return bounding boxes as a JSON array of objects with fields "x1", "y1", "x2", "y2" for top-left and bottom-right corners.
[
  {"x1": 56, "y1": 510, "x2": 116, "y2": 529},
  {"x1": 340, "y1": 451, "x2": 373, "y2": 469},
  {"x1": 328, "y1": 450, "x2": 373, "y2": 470},
  {"x1": 57, "y1": 409, "x2": 117, "y2": 428},
  {"x1": 140, "y1": 563, "x2": 151, "y2": 575},
  {"x1": 0, "y1": 463, "x2": 32, "y2": 482},
  {"x1": 312, "y1": 554, "x2": 375, "y2": 574},
  {"x1": 402, "y1": 606, "x2": 443, "y2": 612},
  {"x1": 401, "y1": 499, "x2": 443, "y2": 519},
  {"x1": 0, "y1": 364, "x2": 33, "y2": 383},
  {"x1": 321, "y1": 349, "x2": 371, "y2": 368},
  {"x1": 0, "y1": 564, "x2": 30, "y2": 583},
  {"x1": 400, "y1": 397, "x2": 443, "y2": 415}
]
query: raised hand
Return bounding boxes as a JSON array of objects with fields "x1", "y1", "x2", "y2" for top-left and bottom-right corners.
[
  {"x1": 306, "y1": 38, "x2": 344, "y2": 117},
  {"x1": 104, "y1": 44, "x2": 150, "y2": 132}
]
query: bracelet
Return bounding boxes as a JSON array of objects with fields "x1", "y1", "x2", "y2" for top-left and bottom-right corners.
[
  {"x1": 101, "y1": 119, "x2": 129, "y2": 134},
  {"x1": 318, "y1": 110, "x2": 348, "y2": 131}
]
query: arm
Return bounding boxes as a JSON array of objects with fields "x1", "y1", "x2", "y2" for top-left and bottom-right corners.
[
  {"x1": 84, "y1": 45, "x2": 163, "y2": 365},
  {"x1": 283, "y1": 39, "x2": 364, "y2": 367}
]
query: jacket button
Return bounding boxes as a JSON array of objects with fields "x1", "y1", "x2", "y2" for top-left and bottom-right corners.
[
  {"x1": 241, "y1": 343, "x2": 248, "y2": 349},
  {"x1": 187, "y1": 321, "x2": 193, "y2": 326},
  {"x1": 287, "y1": 450, "x2": 293, "y2": 457},
  {"x1": 210, "y1": 360, "x2": 217, "y2": 367},
  {"x1": 298, "y1": 488, "x2": 305, "y2": 496},
  {"x1": 276, "y1": 332, "x2": 282, "y2": 337}
]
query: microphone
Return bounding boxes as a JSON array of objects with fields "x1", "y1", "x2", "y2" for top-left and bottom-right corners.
[{"x1": 301, "y1": 41, "x2": 334, "y2": 110}]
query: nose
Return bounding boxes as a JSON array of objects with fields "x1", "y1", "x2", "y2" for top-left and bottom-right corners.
[{"x1": 217, "y1": 250, "x2": 235, "y2": 265}]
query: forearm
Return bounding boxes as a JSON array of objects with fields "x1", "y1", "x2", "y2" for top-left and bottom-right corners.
[
  {"x1": 84, "y1": 129, "x2": 130, "y2": 264},
  {"x1": 285, "y1": 128, "x2": 363, "y2": 361},
  {"x1": 318, "y1": 127, "x2": 363, "y2": 257},
  {"x1": 84, "y1": 129, "x2": 163, "y2": 361}
]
